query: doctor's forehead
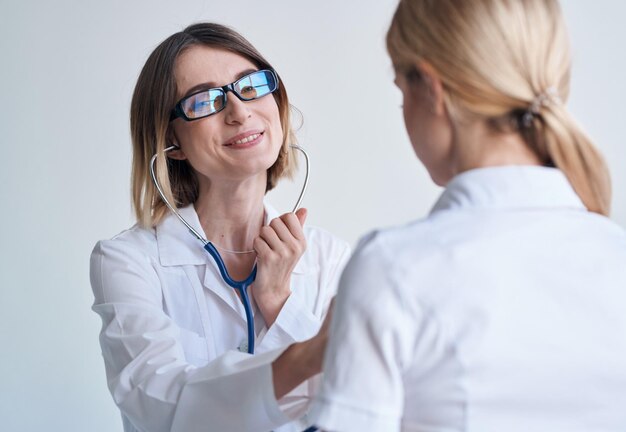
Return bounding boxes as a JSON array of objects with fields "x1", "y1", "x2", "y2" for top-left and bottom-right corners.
[{"x1": 174, "y1": 45, "x2": 258, "y2": 97}]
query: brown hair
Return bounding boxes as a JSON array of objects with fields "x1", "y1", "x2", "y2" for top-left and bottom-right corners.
[
  {"x1": 387, "y1": 0, "x2": 611, "y2": 215},
  {"x1": 131, "y1": 23, "x2": 298, "y2": 227}
]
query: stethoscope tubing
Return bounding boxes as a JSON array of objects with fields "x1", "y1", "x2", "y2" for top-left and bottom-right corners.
[{"x1": 150, "y1": 144, "x2": 310, "y2": 355}]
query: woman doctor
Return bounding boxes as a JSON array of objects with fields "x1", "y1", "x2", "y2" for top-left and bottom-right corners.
[
  {"x1": 90, "y1": 23, "x2": 350, "y2": 432},
  {"x1": 310, "y1": 0, "x2": 626, "y2": 431}
]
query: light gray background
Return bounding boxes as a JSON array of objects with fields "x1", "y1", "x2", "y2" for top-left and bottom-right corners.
[{"x1": 1, "y1": 1, "x2": 624, "y2": 430}]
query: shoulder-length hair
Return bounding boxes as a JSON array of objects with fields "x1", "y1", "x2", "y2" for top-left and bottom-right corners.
[{"x1": 130, "y1": 22, "x2": 297, "y2": 227}]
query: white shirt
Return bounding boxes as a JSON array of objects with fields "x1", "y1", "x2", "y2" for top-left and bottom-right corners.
[
  {"x1": 310, "y1": 166, "x2": 626, "y2": 432},
  {"x1": 90, "y1": 202, "x2": 350, "y2": 432}
]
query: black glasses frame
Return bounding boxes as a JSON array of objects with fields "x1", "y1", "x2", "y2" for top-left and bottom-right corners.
[{"x1": 169, "y1": 69, "x2": 279, "y2": 122}]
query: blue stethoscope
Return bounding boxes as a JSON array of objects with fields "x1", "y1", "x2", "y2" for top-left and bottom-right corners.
[{"x1": 149, "y1": 144, "x2": 310, "y2": 355}]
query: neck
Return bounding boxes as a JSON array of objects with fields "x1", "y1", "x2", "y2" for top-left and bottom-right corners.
[
  {"x1": 194, "y1": 174, "x2": 266, "y2": 252},
  {"x1": 450, "y1": 119, "x2": 542, "y2": 178}
]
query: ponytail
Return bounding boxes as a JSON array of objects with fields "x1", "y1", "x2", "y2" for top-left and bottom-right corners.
[
  {"x1": 387, "y1": 0, "x2": 612, "y2": 216},
  {"x1": 530, "y1": 103, "x2": 611, "y2": 215}
]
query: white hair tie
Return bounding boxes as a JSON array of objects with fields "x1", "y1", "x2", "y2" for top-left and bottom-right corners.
[{"x1": 523, "y1": 86, "x2": 562, "y2": 127}]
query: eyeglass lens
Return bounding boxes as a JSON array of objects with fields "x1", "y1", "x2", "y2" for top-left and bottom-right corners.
[{"x1": 180, "y1": 70, "x2": 276, "y2": 120}]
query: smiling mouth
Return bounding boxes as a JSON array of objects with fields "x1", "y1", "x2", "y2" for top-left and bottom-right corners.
[
  {"x1": 233, "y1": 133, "x2": 260, "y2": 144},
  {"x1": 224, "y1": 131, "x2": 264, "y2": 147}
]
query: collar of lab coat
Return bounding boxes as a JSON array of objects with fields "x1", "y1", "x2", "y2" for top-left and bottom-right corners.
[
  {"x1": 156, "y1": 201, "x2": 309, "y2": 274},
  {"x1": 430, "y1": 165, "x2": 586, "y2": 214}
]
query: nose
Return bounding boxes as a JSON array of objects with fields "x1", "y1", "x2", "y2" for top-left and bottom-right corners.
[{"x1": 223, "y1": 91, "x2": 251, "y2": 125}]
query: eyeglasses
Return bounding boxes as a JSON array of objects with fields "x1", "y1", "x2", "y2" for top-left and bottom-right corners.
[{"x1": 170, "y1": 69, "x2": 279, "y2": 122}]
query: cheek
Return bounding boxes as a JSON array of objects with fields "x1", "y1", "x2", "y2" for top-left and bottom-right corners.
[
  {"x1": 172, "y1": 122, "x2": 222, "y2": 168},
  {"x1": 402, "y1": 97, "x2": 437, "y2": 163},
  {"x1": 403, "y1": 112, "x2": 453, "y2": 185},
  {"x1": 173, "y1": 119, "x2": 209, "y2": 144},
  {"x1": 265, "y1": 101, "x2": 284, "y2": 148},
  {"x1": 402, "y1": 97, "x2": 423, "y2": 145}
]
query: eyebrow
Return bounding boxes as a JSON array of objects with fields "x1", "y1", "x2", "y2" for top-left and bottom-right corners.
[{"x1": 181, "y1": 68, "x2": 259, "y2": 99}]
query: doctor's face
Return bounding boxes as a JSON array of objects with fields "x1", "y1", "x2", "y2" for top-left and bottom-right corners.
[
  {"x1": 395, "y1": 71, "x2": 454, "y2": 186},
  {"x1": 169, "y1": 45, "x2": 283, "y2": 185}
]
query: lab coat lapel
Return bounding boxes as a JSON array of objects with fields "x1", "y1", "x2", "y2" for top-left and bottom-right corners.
[
  {"x1": 202, "y1": 258, "x2": 251, "y2": 323},
  {"x1": 156, "y1": 205, "x2": 208, "y2": 267},
  {"x1": 156, "y1": 205, "x2": 246, "y2": 319}
]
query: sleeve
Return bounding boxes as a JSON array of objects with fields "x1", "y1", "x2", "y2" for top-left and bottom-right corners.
[
  {"x1": 257, "y1": 237, "x2": 352, "y2": 351},
  {"x1": 90, "y1": 239, "x2": 290, "y2": 432},
  {"x1": 308, "y1": 232, "x2": 420, "y2": 432}
]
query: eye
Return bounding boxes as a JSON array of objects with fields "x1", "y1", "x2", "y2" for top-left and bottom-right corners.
[
  {"x1": 212, "y1": 94, "x2": 225, "y2": 111},
  {"x1": 181, "y1": 89, "x2": 223, "y2": 118},
  {"x1": 189, "y1": 94, "x2": 213, "y2": 115},
  {"x1": 240, "y1": 85, "x2": 258, "y2": 99},
  {"x1": 195, "y1": 100, "x2": 211, "y2": 108}
]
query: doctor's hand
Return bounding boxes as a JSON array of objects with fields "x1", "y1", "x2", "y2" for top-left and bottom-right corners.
[{"x1": 252, "y1": 207, "x2": 308, "y2": 327}]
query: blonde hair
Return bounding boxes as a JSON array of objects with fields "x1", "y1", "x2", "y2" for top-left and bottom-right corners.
[
  {"x1": 387, "y1": 0, "x2": 611, "y2": 215},
  {"x1": 131, "y1": 23, "x2": 298, "y2": 228}
]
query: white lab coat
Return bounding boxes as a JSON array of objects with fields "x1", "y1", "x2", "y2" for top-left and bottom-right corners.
[
  {"x1": 90, "y1": 202, "x2": 351, "y2": 432},
  {"x1": 311, "y1": 166, "x2": 626, "y2": 432}
]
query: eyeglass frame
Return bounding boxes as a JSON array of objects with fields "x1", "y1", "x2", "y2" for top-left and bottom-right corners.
[{"x1": 169, "y1": 69, "x2": 280, "y2": 122}]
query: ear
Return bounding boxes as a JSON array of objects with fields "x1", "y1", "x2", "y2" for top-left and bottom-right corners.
[
  {"x1": 166, "y1": 129, "x2": 187, "y2": 161},
  {"x1": 414, "y1": 61, "x2": 446, "y2": 116},
  {"x1": 167, "y1": 146, "x2": 187, "y2": 161}
]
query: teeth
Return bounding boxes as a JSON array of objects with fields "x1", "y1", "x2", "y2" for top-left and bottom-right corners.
[{"x1": 233, "y1": 133, "x2": 259, "y2": 145}]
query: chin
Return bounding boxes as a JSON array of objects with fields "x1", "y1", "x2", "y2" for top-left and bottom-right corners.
[
  {"x1": 243, "y1": 155, "x2": 278, "y2": 177},
  {"x1": 430, "y1": 174, "x2": 446, "y2": 187},
  {"x1": 427, "y1": 167, "x2": 453, "y2": 187}
]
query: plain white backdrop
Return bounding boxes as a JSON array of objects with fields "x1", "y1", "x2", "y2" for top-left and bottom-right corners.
[{"x1": 0, "y1": 1, "x2": 624, "y2": 430}]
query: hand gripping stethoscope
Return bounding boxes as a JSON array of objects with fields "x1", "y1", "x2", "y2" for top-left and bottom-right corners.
[{"x1": 149, "y1": 144, "x2": 310, "y2": 355}]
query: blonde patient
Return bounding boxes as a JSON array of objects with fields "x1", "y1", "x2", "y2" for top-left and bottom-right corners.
[{"x1": 310, "y1": 0, "x2": 626, "y2": 431}]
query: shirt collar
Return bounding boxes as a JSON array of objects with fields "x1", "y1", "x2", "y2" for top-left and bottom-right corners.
[
  {"x1": 430, "y1": 166, "x2": 586, "y2": 215},
  {"x1": 156, "y1": 201, "x2": 309, "y2": 273}
]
